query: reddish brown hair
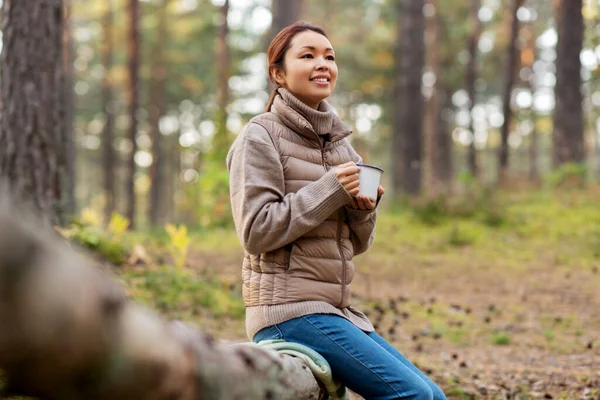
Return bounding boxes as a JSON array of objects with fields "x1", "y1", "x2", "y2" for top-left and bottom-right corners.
[{"x1": 264, "y1": 21, "x2": 328, "y2": 112}]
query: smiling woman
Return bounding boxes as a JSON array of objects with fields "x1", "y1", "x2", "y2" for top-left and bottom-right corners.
[
  {"x1": 225, "y1": 21, "x2": 446, "y2": 400},
  {"x1": 268, "y1": 31, "x2": 337, "y2": 109},
  {"x1": 264, "y1": 23, "x2": 337, "y2": 110}
]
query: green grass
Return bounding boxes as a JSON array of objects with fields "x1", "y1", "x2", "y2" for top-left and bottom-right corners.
[
  {"x1": 118, "y1": 265, "x2": 245, "y2": 321},
  {"x1": 365, "y1": 188, "x2": 600, "y2": 274},
  {"x1": 491, "y1": 332, "x2": 511, "y2": 345}
]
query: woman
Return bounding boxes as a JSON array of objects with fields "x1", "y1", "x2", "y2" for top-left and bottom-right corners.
[{"x1": 226, "y1": 21, "x2": 445, "y2": 400}]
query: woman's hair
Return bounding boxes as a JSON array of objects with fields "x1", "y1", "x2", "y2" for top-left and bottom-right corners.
[{"x1": 264, "y1": 21, "x2": 328, "y2": 112}]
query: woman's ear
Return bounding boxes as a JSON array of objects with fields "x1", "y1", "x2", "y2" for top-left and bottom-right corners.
[{"x1": 270, "y1": 66, "x2": 286, "y2": 87}]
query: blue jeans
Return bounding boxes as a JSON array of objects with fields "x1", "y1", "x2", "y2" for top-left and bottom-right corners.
[{"x1": 253, "y1": 314, "x2": 446, "y2": 400}]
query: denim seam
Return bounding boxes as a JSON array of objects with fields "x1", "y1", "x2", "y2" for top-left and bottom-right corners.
[
  {"x1": 301, "y1": 316, "x2": 404, "y2": 398},
  {"x1": 273, "y1": 324, "x2": 284, "y2": 340}
]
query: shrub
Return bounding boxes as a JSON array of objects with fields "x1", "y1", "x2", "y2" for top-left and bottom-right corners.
[{"x1": 491, "y1": 332, "x2": 511, "y2": 345}]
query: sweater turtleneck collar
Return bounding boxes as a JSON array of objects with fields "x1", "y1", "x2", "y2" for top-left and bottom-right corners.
[{"x1": 270, "y1": 87, "x2": 352, "y2": 143}]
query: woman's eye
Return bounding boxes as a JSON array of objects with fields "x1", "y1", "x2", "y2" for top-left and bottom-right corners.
[
  {"x1": 327, "y1": 55, "x2": 335, "y2": 61},
  {"x1": 301, "y1": 54, "x2": 314, "y2": 59}
]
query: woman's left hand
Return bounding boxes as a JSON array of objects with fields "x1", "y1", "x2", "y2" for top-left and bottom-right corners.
[{"x1": 349, "y1": 186, "x2": 385, "y2": 210}]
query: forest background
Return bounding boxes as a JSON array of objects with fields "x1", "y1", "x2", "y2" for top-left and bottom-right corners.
[{"x1": 0, "y1": 0, "x2": 599, "y2": 399}]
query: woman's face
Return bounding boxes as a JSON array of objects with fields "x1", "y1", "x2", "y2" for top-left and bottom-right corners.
[{"x1": 273, "y1": 30, "x2": 338, "y2": 109}]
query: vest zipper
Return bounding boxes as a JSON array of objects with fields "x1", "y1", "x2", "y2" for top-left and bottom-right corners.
[
  {"x1": 336, "y1": 212, "x2": 346, "y2": 307},
  {"x1": 322, "y1": 143, "x2": 348, "y2": 308}
]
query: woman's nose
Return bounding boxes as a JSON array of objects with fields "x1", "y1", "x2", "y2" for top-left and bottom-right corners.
[{"x1": 315, "y1": 58, "x2": 328, "y2": 70}]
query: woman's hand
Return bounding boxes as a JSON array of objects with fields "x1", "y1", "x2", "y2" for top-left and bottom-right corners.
[
  {"x1": 349, "y1": 185, "x2": 385, "y2": 210},
  {"x1": 335, "y1": 161, "x2": 360, "y2": 197}
]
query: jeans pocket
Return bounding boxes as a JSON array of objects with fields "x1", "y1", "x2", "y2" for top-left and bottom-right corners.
[{"x1": 253, "y1": 324, "x2": 284, "y2": 343}]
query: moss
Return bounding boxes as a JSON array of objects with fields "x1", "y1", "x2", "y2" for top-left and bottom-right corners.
[{"x1": 119, "y1": 266, "x2": 245, "y2": 321}]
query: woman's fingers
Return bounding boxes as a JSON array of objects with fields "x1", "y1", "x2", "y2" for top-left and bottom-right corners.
[
  {"x1": 335, "y1": 162, "x2": 358, "y2": 178},
  {"x1": 354, "y1": 195, "x2": 376, "y2": 210},
  {"x1": 335, "y1": 162, "x2": 360, "y2": 197},
  {"x1": 346, "y1": 181, "x2": 360, "y2": 197}
]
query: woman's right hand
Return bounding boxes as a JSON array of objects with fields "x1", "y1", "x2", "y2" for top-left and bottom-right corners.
[{"x1": 335, "y1": 162, "x2": 360, "y2": 197}]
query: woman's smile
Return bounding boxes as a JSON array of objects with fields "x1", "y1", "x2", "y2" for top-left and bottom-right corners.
[{"x1": 310, "y1": 75, "x2": 331, "y2": 86}]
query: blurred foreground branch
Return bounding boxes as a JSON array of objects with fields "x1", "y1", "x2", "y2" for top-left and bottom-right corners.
[{"x1": 0, "y1": 199, "x2": 322, "y2": 399}]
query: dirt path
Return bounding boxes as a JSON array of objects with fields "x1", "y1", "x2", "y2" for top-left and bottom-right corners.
[{"x1": 187, "y1": 249, "x2": 600, "y2": 399}]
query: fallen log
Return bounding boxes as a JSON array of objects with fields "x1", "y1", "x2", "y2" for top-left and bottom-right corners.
[{"x1": 0, "y1": 202, "x2": 325, "y2": 399}]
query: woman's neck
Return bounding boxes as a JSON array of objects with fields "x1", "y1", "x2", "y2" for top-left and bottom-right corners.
[{"x1": 277, "y1": 88, "x2": 333, "y2": 136}]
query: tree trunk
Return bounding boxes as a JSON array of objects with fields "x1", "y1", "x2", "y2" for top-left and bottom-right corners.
[
  {"x1": 466, "y1": 0, "x2": 481, "y2": 179},
  {"x1": 149, "y1": 0, "x2": 169, "y2": 227},
  {"x1": 0, "y1": 0, "x2": 64, "y2": 225},
  {"x1": 423, "y1": 0, "x2": 437, "y2": 193},
  {"x1": 126, "y1": 0, "x2": 140, "y2": 229},
  {"x1": 522, "y1": 23, "x2": 540, "y2": 183},
  {"x1": 171, "y1": 132, "x2": 182, "y2": 224},
  {"x1": 213, "y1": 0, "x2": 230, "y2": 159},
  {"x1": 436, "y1": 86, "x2": 453, "y2": 186},
  {"x1": 266, "y1": 0, "x2": 304, "y2": 93},
  {"x1": 0, "y1": 201, "x2": 324, "y2": 400},
  {"x1": 433, "y1": 13, "x2": 454, "y2": 190},
  {"x1": 498, "y1": 0, "x2": 524, "y2": 184},
  {"x1": 552, "y1": 0, "x2": 584, "y2": 166},
  {"x1": 60, "y1": 0, "x2": 77, "y2": 221},
  {"x1": 393, "y1": 0, "x2": 425, "y2": 196},
  {"x1": 269, "y1": 0, "x2": 304, "y2": 42},
  {"x1": 102, "y1": 0, "x2": 116, "y2": 224},
  {"x1": 529, "y1": 112, "x2": 540, "y2": 183}
]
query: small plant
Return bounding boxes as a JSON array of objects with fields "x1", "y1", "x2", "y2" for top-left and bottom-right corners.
[
  {"x1": 122, "y1": 266, "x2": 245, "y2": 319},
  {"x1": 545, "y1": 162, "x2": 587, "y2": 189},
  {"x1": 481, "y1": 197, "x2": 509, "y2": 228},
  {"x1": 165, "y1": 223, "x2": 190, "y2": 270},
  {"x1": 491, "y1": 332, "x2": 511, "y2": 345},
  {"x1": 60, "y1": 209, "x2": 128, "y2": 265},
  {"x1": 107, "y1": 212, "x2": 130, "y2": 240},
  {"x1": 445, "y1": 386, "x2": 475, "y2": 399},
  {"x1": 195, "y1": 161, "x2": 234, "y2": 229},
  {"x1": 411, "y1": 195, "x2": 448, "y2": 226},
  {"x1": 448, "y1": 224, "x2": 476, "y2": 247},
  {"x1": 80, "y1": 207, "x2": 103, "y2": 228}
]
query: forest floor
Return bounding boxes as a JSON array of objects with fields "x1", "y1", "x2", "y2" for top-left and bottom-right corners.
[
  {"x1": 178, "y1": 188, "x2": 600, "y2": 400},
  {"x1": 3, "y1": 188, "x2": 600, "y2": 399}
]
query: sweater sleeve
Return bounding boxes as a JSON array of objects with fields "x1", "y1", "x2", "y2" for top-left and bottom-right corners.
[
  {"x1": 343, "y1": 146, "x2": 380, "y2": 256},
  {"x1": 226, "y1": 123, "x2": 353, "y2": 255},
  {"x1": 345, "y1": 202, "x2": 380, "y2": 256}
]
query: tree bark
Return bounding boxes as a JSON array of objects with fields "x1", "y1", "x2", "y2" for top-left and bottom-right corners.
[
  {"x1": 126, "y1": 0, "x2": 140, "y2": 229},
  {"x1": 269, "y1": 0, "x2": 304, "y2": 42},
  {"x1": 170, "y1": 132, "x2": 182, "y2": 224},
  {"x1": 552, "y1": 0, "x2": 585, "y2": 167},
  {"x1": 266, "y1": 0, "x2": 304, "y2": 93},
  {"x1": 498, "y1": 0, "x2": 524, "y2": 184},
  {"x1": 0, "y1": 0, "x2": 64, "y2": 225},
  {"x1": 435, "y1": 86, "x2": 453, "y2": 186},
  {"x1": 213, "y1": 0, "x2": 230, "y2": 159},
  {"x1": 423, "y1": 0, "x2": 437, "y2": 193},
  {"x1": 149, "y1": 0, "x2": 170, "y2": 227},
  {"x1": 433, "y1": 12, "x2": 454, "y2": 189},
  {"x1": 102, "y1": 0, "x2": 116, "y2": 224},
  {"x1": 393, "y1": 0, "x2": 425, "y2": 196},
  {"x1": 522, "y1": 22, "x2": 540, "y2": 183},
  {"x1": 60, "y1": 0, "x2": 77, "y2": 221},
  {"x1": 466, "y1": 0, "x2": 481, "y2": 179},
  {"x1": 0, "y1": 201, "x2": 324, "y2": 400}
]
